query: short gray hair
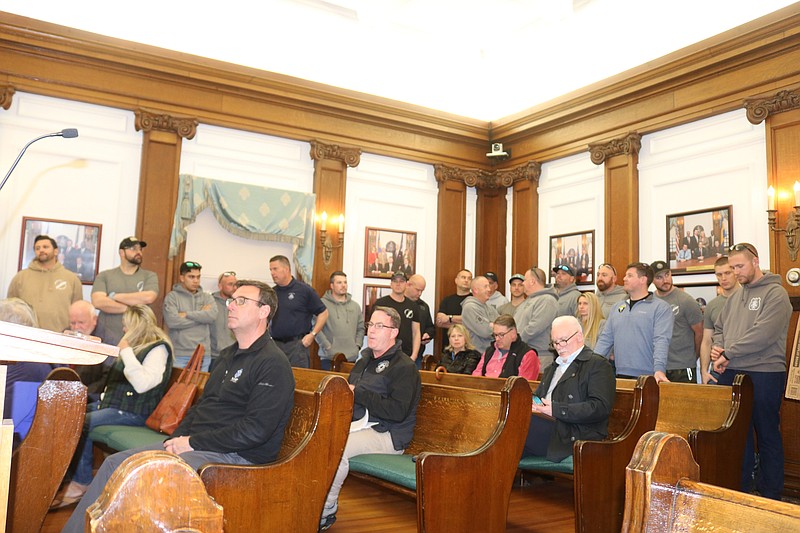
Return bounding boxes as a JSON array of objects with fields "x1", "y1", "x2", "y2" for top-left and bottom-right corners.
[{"x1": 0, "y1": 298, "x2": 39, "y2": 327}]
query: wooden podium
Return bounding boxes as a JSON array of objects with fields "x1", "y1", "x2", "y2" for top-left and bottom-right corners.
[{"x1": 0, "y1": 321, "x2": 118, "y2": 530}]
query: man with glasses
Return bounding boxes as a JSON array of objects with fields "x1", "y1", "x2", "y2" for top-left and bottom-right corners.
[
  {"x1": 210, "y1": 270, "x2": 238, "y2": 369},
  {"x1": 711, "y1": 243, "x2": 791, "y2": 500},
  {"x1": 594, "y1": 262, "x2": 673, "y2": 382},
  {"x1": 64, "y1": 279, "x2": 295, "y2": 533},
  {"x1": 700, "y1": 256, "x2": 740, "y2": 384},
  {"x1": 472, "y1": 314, "x2": 540, "y2": 380},
  {"x1": 522, "y1": 316, "x2": 615, "y2": 461},
  {"x1": 92, "y1": 236, "x2": 159, "y2": 345},
  {"x1": 515, "y1": 267, "x2": 559, "y2": 369},
  {"x1": 595, "y1": 263, "x2": 627, "y2": 318},
  {"x1": 320, "y1": 306, "x2": 421, "y2": 531},
  {"x1": 163, "y1": 261, "x2": 217, "y2": 371}
]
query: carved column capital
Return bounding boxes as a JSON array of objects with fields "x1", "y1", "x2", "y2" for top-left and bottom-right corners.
[
  {"x1": 589, "y1": 133, "x2": 642, "y2": 165},
  {"x1": 499, "y1": 161, "x2": 542, "y2": 185},
  {"x1": 135, "y1": 109, "x2": 198, "y2": 139},
  {"x1": 309, "y1": 140, "x2": 361, "y2": 167},
  {"x1": 435, "y1": 161, "x2": 541, "y2": 189},
  {"x1": 745, "y1": 88, "x2": 800, "y2": 124},
  {"x1": 0, "y1": 85, "x2": 14, "y2": 110}
]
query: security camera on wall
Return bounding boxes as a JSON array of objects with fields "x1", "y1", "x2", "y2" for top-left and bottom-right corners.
[{"x1": 486, "y1": 142, "x2": 510, "y2": 159}]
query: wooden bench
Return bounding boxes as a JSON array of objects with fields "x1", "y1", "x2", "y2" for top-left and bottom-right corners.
[
  {"x1": 622, "y1": 431, "x2": 800, "y2": 532},
  {"x1": 655, "y1": 374, "x2": 753, "y2": 490},
  {"x1": 347, "y1": 376, "x2": 532, "y2": 533}
]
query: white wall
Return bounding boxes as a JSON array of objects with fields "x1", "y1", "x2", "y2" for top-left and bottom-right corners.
[{"x1": 0, "y1": 93, "x2": 142, "y2": 301}]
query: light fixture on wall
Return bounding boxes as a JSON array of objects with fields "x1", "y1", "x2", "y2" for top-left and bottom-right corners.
[
  {"x1": 317, "y1": 211, "x2": 344, "y2": 266},
  {"x1": 767, "y1": 182, "x2": 800, "y2": 261}
]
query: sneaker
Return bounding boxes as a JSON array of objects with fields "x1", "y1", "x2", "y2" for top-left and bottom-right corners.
[
  {"x1": 318, "y1": 513, "x2": 337, "y2": 531},
  {"x1": 50, "y1": 481, "x2": 88, "y2": 509}
]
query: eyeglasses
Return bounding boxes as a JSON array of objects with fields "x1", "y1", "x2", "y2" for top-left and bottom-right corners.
[
  {"x1": 493, "y1": 329, "x2": 513, "y2": 339},
  {"x1": 226, "y1": 296, "x2": 265, "y2": 307},
  {"x1": 549, "y1": 330, "x2": 579, "y2": 349},
  {"x1": 729, "y1": 243, "x2": 758, "y2": 257},
  {"x1": 366, "y1": 322, "x2": 397, "y2": 331},
  {"x1": 183, "y1": 261, "x2": 202, "y2": 269},
  {"x1": 598, "y1": 263, "x2": 617, "y2": 275}
]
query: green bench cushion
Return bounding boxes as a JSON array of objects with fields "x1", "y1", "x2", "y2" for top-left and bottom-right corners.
[
  {"x1": 89, "y1": 425, "x2": 167, "y2": 451},
  {"x1": 349, "y1": 454, "x2": 417, "y2": 490},
  {"x1": 518, "y1": 454, "x2": 574, "y2": 474}
]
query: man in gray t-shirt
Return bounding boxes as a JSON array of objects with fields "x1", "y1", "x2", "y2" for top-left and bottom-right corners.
[
  {"x1": 91, "y1": 236, "x2": 159, "y2": 345},
  {"x1": 651, "y1": 261, "x2": 703, "y2": 383},
  {"x1": 699, "y1": 256, "x2": 740, "y2": 383}
]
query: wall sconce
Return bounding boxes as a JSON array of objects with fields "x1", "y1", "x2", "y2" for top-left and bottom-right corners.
[
  {"x1": 767, "y1": 182, "x2": 800, "y2": 261},
  {"x1": 317, "y1": 211, "x2": 344, "y2": 266}
]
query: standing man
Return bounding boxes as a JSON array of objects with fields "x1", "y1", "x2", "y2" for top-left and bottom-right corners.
[
  {"x1": 373, "y1": 272, "x2": 421, "y2": 363},
  {"x1": 711, "y1": 243, "x2": 791, "y2": 500},
  {"x1": 210, "y1": 270, "x2": 237, "y2": 368},
  {"x1": 269, "y1": 255, "x2": 328, "y2": 368},
  {"x1": 553, "y1": 264, "x2": 581, "y2": 317},
  {"x1": 92, "y1": 236, "x2": 159, "y2": 346},
  {"x1": 595, "y1": 263, "x2": 627, "y2": 318},
  {"x1": 435, "y1": 269, "x2": 472, "y2": 331},
  {"x1": 461, "y1": 276, "x2": 500, "y2": 353},
  {"x1": 320, "y1": 306, "x2": 421, "y2": 531},
  {"x1": 484, "y1": 272, "x2": 509, "y2": 309},
  {"x1": 593, "y1": 262, "x2": 673, "y2": 382},
  {"x1": 651, "y1": 261, "x2": 703, "y2": 383},
  {"x1": 163, "y1": 261, "x2": 217, "y2": 370},
  {"x1": 316, "y1": 271, "x2": 364, "y2": 369},
  {"x1": 700, "y1": 256, "x2": 740, "y2": 383},
  {"x1": 514, "y1": 267, "x2": 559, "y2": 369},
  {"x1": 498, "y1": 273, "x2": 527, "y2": 316},
  {"x1": 68, "y1": 300, "x2": 111, "y2": 402},
  {"x1": 63, "y1": 279, "x2": 295, "y2": 532},
  {"x1": 7, "y1": 234, "x2": 82, "y2": 332},
  {"x1": 405, "y1": 274, "x2": 435, "y2": 366}
]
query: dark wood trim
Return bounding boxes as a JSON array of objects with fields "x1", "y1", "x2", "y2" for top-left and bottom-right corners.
[{"x1": 475, "y1": 187, "x2": 507, "y2": 287}]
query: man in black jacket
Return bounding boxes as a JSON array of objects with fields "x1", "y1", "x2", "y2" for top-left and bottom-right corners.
[
  {"x1": 319, "y1": 306, "x2": 421, "y2": 531},
  {"x1": 63, "y1": 280, "x2": 295, "y2": 532},
  {"x1": 523, "y1": 315, "x2": 616, "y2": 462}
]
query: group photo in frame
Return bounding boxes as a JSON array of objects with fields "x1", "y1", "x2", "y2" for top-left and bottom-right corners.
[
  {"x1": 18, "y1": 216, "x2": 102, "y2": 284},
  {"x1": 667, "y1": 205, "x2": 732, "y2": 275},
  {"x1": 549, "y1": 230, "x2": 595, "y2": 285},
  {"x1": 364, "y1": 227, "x2": 417, "y2": 279},
  {"x1": 362, "y1": 284, "x2": 392, "y2": 321}
]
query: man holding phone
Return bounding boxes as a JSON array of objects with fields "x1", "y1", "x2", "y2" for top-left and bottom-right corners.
[{"x1": 523, "y1": 316, "x2": 616, "y2": 462}]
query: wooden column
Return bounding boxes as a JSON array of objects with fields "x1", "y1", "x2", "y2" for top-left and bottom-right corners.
[
  {"x1": 746, "y1": 88, "x2": 800, "y2": 499},
  {"x1": 134, "y1": 110, "x2": 198, "y2": 324},
  {"x1": 590, "y1": 133, "x2": 642, "y2": 272},
  {"x1": 508, "y1": 162, "x2": 542, "y2": 273}
]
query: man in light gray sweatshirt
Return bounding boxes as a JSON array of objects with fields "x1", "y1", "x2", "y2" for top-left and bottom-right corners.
[
  {"x1": 461, "y1": 276, "x2": 499, "y2": 353},
  {"x1": 514, "y1": 267, "x2": 559, "y2": 369},
  {"x1": 316, "y1": 271, "x2": 364, "y2": 369}
]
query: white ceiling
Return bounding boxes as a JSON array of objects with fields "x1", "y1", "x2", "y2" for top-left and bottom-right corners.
[{"x1": 3, "y1": 0, "x2": 798, "y2": 120}]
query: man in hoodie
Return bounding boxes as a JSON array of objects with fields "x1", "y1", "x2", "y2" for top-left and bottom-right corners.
[
  {"x1": 553, "y1": 264, "x2": 581, "y2": 317},
  {"x1": 515, "y1": 267, "x2": 559, "y2": 369},
  {"x1": 711, "y1": 243, "x2": 791, "y2": 500},
  {"x1": 595, "y1": 263, "x2": 627, "y2": 318},
  {"x1": 163, "y1": 261, "x2": 217, "y2": 370},
  {"x1": 7, "y1": 234, "x2": 82, "y2": 332},
  {"x1": 316, "y1": 271, "x2": 364, "y2": 369},
  {"x1": 461, "y1": 275, "x2": 499, "y2": 353}
]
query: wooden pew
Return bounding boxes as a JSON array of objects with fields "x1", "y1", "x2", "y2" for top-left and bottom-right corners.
[
  {"x1": 622, "y1": 431, "x2": 800, "y2": 532},
  {"x1": 199, "y1": 370, "x2": 352, "y2": 533},
  {"x1": 655, "y1": 374, "x2": 753, "y2": 490},
  {"x1": 8, "y1": 367, "x2": 86, "y2": 533},
  {"x1": 347, "y1": 376, "x2": 532, "y2": 533}
]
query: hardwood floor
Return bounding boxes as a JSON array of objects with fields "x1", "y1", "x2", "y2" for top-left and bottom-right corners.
[{"x1": 42, "y1": 475, "x2": 576, "y2": 532}]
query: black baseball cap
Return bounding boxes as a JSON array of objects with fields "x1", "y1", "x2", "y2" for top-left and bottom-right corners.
[
  {"x1": 119, "y1": 236, "x2": 147, "y2": 249},
  {"x1": 391, "y1": 271, "x2": 408, "y2": 281},
  {"x1": 650, "y1": 261, "x2": 670, "y2": 276},
  {"x1": 484, "y1": 272, "x2": 499, "y2": 283}
]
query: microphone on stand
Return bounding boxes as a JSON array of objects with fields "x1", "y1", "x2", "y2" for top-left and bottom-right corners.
[{"x1": 0, "y1": 128, "x2": 79, "y2": 193}]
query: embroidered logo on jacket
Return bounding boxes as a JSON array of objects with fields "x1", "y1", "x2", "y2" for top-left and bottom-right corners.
[
  {"x1": 230, "y1": 368, "x2": 243, "y2": 383},
  {"x1": 748, "y1": 297, "x2": 761, "y2": 311},
  {"x1": 288, "y1": 292, "x2": 296, "y2": 300},
  {"x1": 376, "y1": 361, "x2": 389, "y2": 373}
]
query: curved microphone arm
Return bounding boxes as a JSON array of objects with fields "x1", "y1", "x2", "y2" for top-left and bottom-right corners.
[{"x1": 0, "y1": 128, "x2": 79, "y2": 193}]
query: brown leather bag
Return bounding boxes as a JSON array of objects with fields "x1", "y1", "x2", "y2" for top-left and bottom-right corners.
[{"x1": 146, "y1": 344, "x2": 204, "y2": 435}]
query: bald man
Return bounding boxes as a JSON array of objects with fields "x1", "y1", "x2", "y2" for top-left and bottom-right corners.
[
  {"x1": 68, "y1": 300, "x2": 112, "y2": 402},
  {"x1": 405, "y1": 274, "x2": 435, "y2": 367}
]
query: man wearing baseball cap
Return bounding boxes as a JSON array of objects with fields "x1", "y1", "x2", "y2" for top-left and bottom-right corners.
[
  {"x1": 498, "y1": 273, "x2": 527, "y2": 316},
  {"x1": 484, "y1": 271, "x2": 509, "y2": 309},
  {"x1": 371, "y1": 271, "x2": 421, "y2": 362},
  {"x1": 552, "y1": 264, "x2": 581, "y2": 317},
  {"x1": 91, "y1": 236, "x2": 159, "y2": 345}
]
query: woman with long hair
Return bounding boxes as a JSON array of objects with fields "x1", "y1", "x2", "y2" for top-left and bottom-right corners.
[
  {"x1": 55, "y1": 305, "x2": 173, "y2": 508},
  {"x1": 436, "y1": 324, "x2": 482, "y2": 375},
  {"x1": 576, "y1": 292, "x2": 606, "y2": 350}
]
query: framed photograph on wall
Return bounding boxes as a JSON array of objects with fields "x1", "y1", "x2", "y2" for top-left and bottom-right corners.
[
  {"x1": 666, "y1": 205, "x2": 732, "y2": 275},
  {"x1": 18, "y1": 216, "x2": 102, "y2": 284},
  {"x1": 362, "y1": 284, "x2": 392, "y2": 321},
  {"x1": 364, "y1": 227, "x2": 417, "y2": 279},
  {"x1": 549, "y1": 230, "x2": 595, "y2": 286}
]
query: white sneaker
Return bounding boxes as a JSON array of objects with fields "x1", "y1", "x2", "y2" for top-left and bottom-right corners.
[{"x1": 50, "y1": 481, "x2": 88, "y2": 509}]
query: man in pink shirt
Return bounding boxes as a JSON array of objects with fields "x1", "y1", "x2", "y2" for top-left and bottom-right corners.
[{"x1": 472, "y1": 314, "x2": 540, "y2": 380}]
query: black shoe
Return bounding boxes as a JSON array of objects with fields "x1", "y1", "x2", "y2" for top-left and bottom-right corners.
[{"x1": 319, "y1": 513, "x2": 337, "y2": 531}]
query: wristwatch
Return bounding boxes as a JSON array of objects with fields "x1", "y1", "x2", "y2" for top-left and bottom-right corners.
[
  {"x1": 108, "y1": 292, "x2": 116, "y2": 300},
  {"x1": 720, "y1": 350, "x2": 729, "y2": 361},
  {"x1": 448, "y1": 315, "x2": 453, "y2": 322}
]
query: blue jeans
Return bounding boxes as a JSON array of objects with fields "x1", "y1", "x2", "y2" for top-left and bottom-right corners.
[
  {"x1": 717, "y1": 369, "x2": 785, "y2": 499},
  {"x1": 174, "y1": 354, "x2": 210, "y2": 372},
  {"x1": 72, "y1": 402, "x2": 147, "y2": 485}
]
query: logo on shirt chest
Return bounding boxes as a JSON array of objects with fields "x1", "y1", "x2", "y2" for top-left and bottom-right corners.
[
  {"x1": 137, "y1": 281, "x2": 145, "y2": 292},
  {"x1": 671, "y1": 305, "x2": 680, "y2": 316},
  {"x1": 54, "y1": 279, "x2": 68, "y2": 290},
  {"x1": 748, "y1": 297, "x2": 762, "y2": 311},
  {"x1": 288, "y1": 292, "x2": 296, "y2": 300},
  {"x1": 230, "y1": 368, "x2": 243, "y2": 383},
  {"x1": 404, "y1": 309, "x2": 413, "y2": 319},
  {"x1": 376, "y1": 361, "x2": 390, "y2": 373}
]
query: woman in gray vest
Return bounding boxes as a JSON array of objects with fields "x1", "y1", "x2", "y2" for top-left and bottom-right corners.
[{"x1": 53, "y1": 305, "x2": 173, "y2": 508}]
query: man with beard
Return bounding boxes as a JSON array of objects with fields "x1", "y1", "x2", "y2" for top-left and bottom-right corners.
[
  {"x1": 91, "y1": 236, "x2": 159, "y2": 345},
  {"x1": 595, "y1": 263, "x2": 627, "y2": 318},
  {"x1": 210, "y1": 270, "x2": 238, "y2": 368}
]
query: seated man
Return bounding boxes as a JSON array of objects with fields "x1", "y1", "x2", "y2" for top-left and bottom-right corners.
[
  {"x1": 320, "y1": 306, "x2": 421, "y2": 531},
  {"x1": 63, "y1": 280, "x2": 295, "y2": 532},
  {"x1": 472, "y1": 314, "x2": 540, "y2": 380},
  {"x1": 523, "y1": 316, "x2": 616, "y2": 462}
]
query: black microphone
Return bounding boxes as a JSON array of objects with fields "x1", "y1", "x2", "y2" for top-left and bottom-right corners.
[{"x1": 0, "y1": 128, "x2": 79, "y2": 193}]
